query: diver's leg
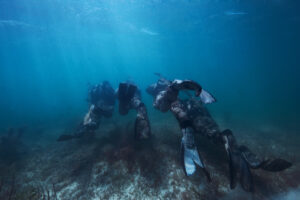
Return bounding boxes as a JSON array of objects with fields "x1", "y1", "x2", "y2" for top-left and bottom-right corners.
[
  {"x1": 131, "y1": 96, "x2": 151, "y2": 140},
  {"x1": 170, "y1": 100, "x2": 210, "y2": 180}
]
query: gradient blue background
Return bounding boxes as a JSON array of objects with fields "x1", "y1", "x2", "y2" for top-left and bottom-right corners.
[{"x1": 0, "y1": 0, "x2": 299, "y2": 134}]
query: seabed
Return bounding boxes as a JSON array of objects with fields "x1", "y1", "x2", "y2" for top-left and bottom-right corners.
[{"x1": 0, "y1": 117, "x2": 299, "y2": 200}]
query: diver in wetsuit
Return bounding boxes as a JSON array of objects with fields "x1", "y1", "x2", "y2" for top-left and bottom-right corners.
[
  {"x1": 57, "y1": 81, "x2": 151, "y2": 141},
  {"x1": 146, "y1": 74, "x2": 292, "y2": 192}
]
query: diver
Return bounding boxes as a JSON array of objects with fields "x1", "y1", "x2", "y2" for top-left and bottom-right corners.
[
  {"x1": 57, "y1": 81, "x2": 151, "y2": 141},
  {"x1": 146, "y1": 74, "x2": 292, "y2": 192}
]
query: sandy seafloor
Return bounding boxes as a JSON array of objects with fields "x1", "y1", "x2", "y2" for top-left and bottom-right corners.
[{"x1": 0, "y1": 114, "x2": 299, "y2": 200}]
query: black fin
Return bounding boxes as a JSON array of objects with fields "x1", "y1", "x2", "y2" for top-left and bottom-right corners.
[
  {"x1": 118, "y1": 83, "x2": 137, "y2": 115},
  {"x1": 261, "y1": 159, "x2": 292, "y2": 172},
  {"x1": 180, "y1": 142, "x2": 188, "y2": 176},
  {"x1": 118, "y1": 83, "x2": 136, "y2": 102},
  {"x1": 239, "y1": 145, "x2": 263, "y2": 169},
  {"x1": 228, "y1": 151, "x2": 238, "y2": 189},
  {"x1": 202, "y1": 168, "x2": 212, "y2": 182},
  {"x1": 128, "y1": 84, "x2": 137, "y2": 99},
  {"x1": 118, "y1": 83, "x2": 128, "y2": 100},
  {"x1": 240, "y1": 157, "x2": 254, "y2": 192},
  {"x1": 57, "y1": 134, "x2": 74, "y2": 142},
  {"x1": 197, "y1": 150, "x2": 211, "y2": 182}
]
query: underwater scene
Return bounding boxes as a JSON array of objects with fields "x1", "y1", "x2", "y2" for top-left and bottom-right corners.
[{"x1": 0, "y1": 0, "x2": 299, "y2": 199}]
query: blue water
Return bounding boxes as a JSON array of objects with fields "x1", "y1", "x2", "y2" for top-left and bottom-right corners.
[
  {"x1": 0, "y1": 0, "x2": 299, "y2": 132},
  {"x1": 1, "y1": 1, "x2": 300, "y2": 199}
]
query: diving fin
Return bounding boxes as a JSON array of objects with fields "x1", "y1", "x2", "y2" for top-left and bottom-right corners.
[
  {"x1": 228, "y1": 151, "x2": 238, "y2": 189},
  {"x1": 261, "y1": 159, "x2": 292, "y2": 172},
  {"x1": 239, "y1": 145, "x2": 264, "y2": 169},
  {"x1": 223, "y1": 129, "x2": 253, "y2": 191},
  {"x1": 57, "y1": 126, "x2": 86, "y2": 142},
  {"x1": 239, "y1": 145, "x2": 292, "y2": 172},
  {"x1": 181, "y1": 142, "x2": 200, "y2": 176},
  {"x1": 240, "y1": 155, "x2": 254, "y2": 192},
  {"x1": 118, "y1": 83, "x2": 138, "y2": 115},
  {"x1": 200, "y1": 89, "x2": 216, "y2": 104},
  {"x1": 222, "y1": 129, "x2": 292, "y2": 192},
  {"x1": 57, "y1": 134, "x2": 75, "y2": 142},
  {"x1": 181, "y1": 128, "x2": 211, "y2": 181},
  {"x1": 227, "y1": 148, "x2": 254, "y2": 191}
]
